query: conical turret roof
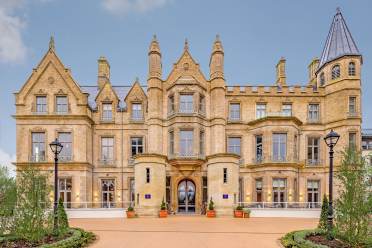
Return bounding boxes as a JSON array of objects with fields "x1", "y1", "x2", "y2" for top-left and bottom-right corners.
[{"x1": 318, "y1": 8, "x2": 360, "y2": 69}]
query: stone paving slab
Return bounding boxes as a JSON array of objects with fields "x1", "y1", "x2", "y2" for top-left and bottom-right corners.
[{"x1": 70, "y1": 216, "x2": 318, "y2": 248}]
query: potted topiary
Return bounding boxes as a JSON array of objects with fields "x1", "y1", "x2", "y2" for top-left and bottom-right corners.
[
  {"x1": 243, "y1": 208, "x2": 251, "y2": 218},
  {"x1": 206, "y1": 198, "x2": 216, "y2": 217},
  {"x1": 234, "y1": 205, "x2": 244, "y2": 218},
  {"x1": 159, "y1": 199, "x2": 168, "y2": 218},
  {"x1": 126, "y1": 205, "x2": 136, "y2": 218}
]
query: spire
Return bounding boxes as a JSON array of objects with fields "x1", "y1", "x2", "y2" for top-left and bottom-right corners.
[
  {"x1": 318, "y1": 8, "x2": 360, "y2": 70},
  {"x1": 209, "y1": 35, "x2": 224, "y2": 80},
  {"x1": 211, "y1": 34, "x2": 224, "y2": 55},
  {"x1": 49, "y1": 36, "x2": 55, "y2": 51},
  {"x1": 148, "y1": 35, "x2": 162, "y2": 79},
  {"x1": 184, "y1": 38, "x2": 189, "y2": 51},
  {"x1": 149, "y1": 34, "x2": 161, "y2": 55}
]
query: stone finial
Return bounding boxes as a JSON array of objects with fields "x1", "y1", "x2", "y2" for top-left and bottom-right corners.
[
  {"x1": 149, "y1": 35, "x2": 161, "y2": 55},
  {"x1": 49, "y1": 36, "x2": 55, "y2": 51},
  {"x1": 336, "y1": 7, "x2": 341, "y2": 14},
  {"x1": 184, "y1": 38, "x2": 189, "y2": 51},
  {"x1": 212, "y1": 34, "x2": 223, "y2": 54},
  {"x1": 135, "y1": 77, "x2": 140, "y2": 83}
]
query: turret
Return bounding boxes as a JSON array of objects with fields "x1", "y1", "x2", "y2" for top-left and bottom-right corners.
[
  {"x1": 97, "y1": 56, "x2": 110, "y2": 90},
  {"x1": 275, "y1": 57, "x2": 286, "y2": 86},
  {"x1": 209, "y1": 35, "x2": 224, "y2": 80},
  {"x1": 148, "y1": 35, "x2": 162, "y2": 79},
  {"x1": 308, "y1": 58, "x2": 319, "y2": 86}
]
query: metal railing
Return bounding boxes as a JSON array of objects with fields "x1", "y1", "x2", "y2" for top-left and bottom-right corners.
[
  {"x1": 168, "y1": 152, "x2": 205, "y2": 160},
  {"x1": 59, "y1": 155, "x2": 72, "y2": 162},
  {"x1": 305, "y1": 159, "x2": 323, "y2": 166},
  {"x1": 29, "y1": 154, "x2": 46, "y2": 162},
  {"x1": 60, "y1": 201, "x2": 134, "y2": 209},
  {"x1": 251, "y1": 156, "x2": 299, "y2": 164},
  {"x1": 238, "y1": 201, "x2": 321, "y2": 209},
  {"x1": 98, "y1": 158, "x2": 116, "y2": 166}
]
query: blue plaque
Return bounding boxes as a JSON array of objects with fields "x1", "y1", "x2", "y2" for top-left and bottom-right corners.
[
  {"x1": 145, "y1": 194, "x2": 151, "y2": 199},
  {"x1": 223, "y1": 194, "x2": 228, "y2": 199}
]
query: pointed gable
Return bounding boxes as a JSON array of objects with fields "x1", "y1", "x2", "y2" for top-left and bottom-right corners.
[
  {"x1": 95, "y1": 82, "x2": 120, "y2": 107},
  {"x1": 124, "y1": 80, "x2": 147, "y2": 107},
  {"x1": 318, "y1": 8, "x2": 361, "y2": 70}
]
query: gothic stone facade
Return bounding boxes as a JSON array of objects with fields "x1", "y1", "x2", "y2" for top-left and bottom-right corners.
[{"x1": 14, "y1": 10, "x2": 362, "y2": 216}]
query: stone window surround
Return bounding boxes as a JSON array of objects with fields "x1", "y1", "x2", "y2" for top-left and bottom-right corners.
[
  {"x1": 307, "y1": 102, "x2": 321, "y2": 122},
  {"x1": 99, "y1": 177, "x2": 117, "y2": 205},
  {"x1": 272, "y1": 132, "x2": 288, "y2": 161},
  {"x1": 348, "y1": 95, "x2": 357, "y2": 113},
  {"x1": 228, "y1": 101, "x2": 241, "y2": 121},
  {"x1": 167, "y1": 89, "x2": 206, "y2": 116},
  {"x1": 34, "y1": 94, "x2": 48, "y2": 113},
  {"x1": 331, "y1": 64, "x2": 341, "y2": 80},
  {"x1": 305, "y1": 178, "x2": 321, "y2": 202},
  {"x1": 130, "y1": 101, "x2": 144, "y2": 121},
  {"x1": 99, "y1": 135, "x2": 115, "y2": 163},
  {"x1": 29, "y1": 128, "x2": 47, "y2": 161},
  {"x1": 54, "y1": 94, "x2": 69, "y2": 114},
  {"x1": 101, "y1": 101, "x2": 114, "y2": 122},
  {"x1": 255, "y1": 101, "x2": 267, "y2": 119},
  {"x1": 226, "y1": 135, "x2": 242, "y2": 156},
  {"x1": 130, "y1": 135, "x2": 145, "y2": 157},
  {"x1": 348, "y1": 61, "x2": 356, "y2": 76},
  {"x1": 306, "y1": 135, "x2": 322, "y2": 165},
  {"x1": 169, "y1": 126, "x2": 206, "y2": 157}
]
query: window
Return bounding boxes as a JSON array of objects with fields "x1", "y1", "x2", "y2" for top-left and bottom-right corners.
[
  {"x1": 319, "y1": 72, "x2": 325, "y2": 86},
  {"x1": 308, "y1": 104, "x2": 320, "y2": 122},
  {"x1": 179, "y1": 94, "x2": 193, "y2": 113},
  {"x1": 168, "y1": 95, "x2": 175, "y2": 114},
  {"x1": 101, "y1": 137, "x2": 114, "y2": 162},
  {"x1": 202, "y1": 176, "x2": 208, "y2": 204},
  {"x1": 166, "y1": 176, "x2": 171, "y2": 204},
  {"x1": 36, "y1": 96, "x2": 47, "y2": 113},
  {"x1": 307, "y1": 180, "x2": 320, "y2": 208},
  {"x1": 307, "y1": 137, "x2": 320, "y2": 165},
  {"x1": 223, "y1": 168, "x2": 228, "y2": 183},
  {"x1": 229, "y1": 103, "x2": 240, "y2": 121},
  {"x1": 199, "y1": 94, "x2": 205, "y2": 113},
  {"x1": 180, "y1": 130, "x2": 193, "y2": 156},
  {"x1": 349, "y1": 96, "x2": 356, "y2": 113},
  {"x1": 238, "y1": 178, "x2": 244, "y2": 203},
  {"x1": 146, "y1": 168, "x2": 150, "y2": 183},
  {"x1": 56, "y1": 96, "x2": 68, "y2": 113},
  {"x1": 227, "y1": 137, "x2": 241, "y2": 155},
  {"x1": 272, "y1": 134, "x2": 287, "y2": 161},
  {"x1": 102, "y1": 103, "x2": 112, "y2": 121},
  {"x1": 169, "y1": 131, "x2": 174, "y2": 155},
  {"x1": 348, "y1": 62, "x2": 356, "y2": 76},
  {"x1": 129, "y1": 178, "x2": 135, "y2": 203},
  {"x1": 199, "y1": 130, "x2": 205, "y2": 156},
  {"x1": 256, "y1": 103, "x2": 266, "y2": 119},
  {"x1": 294, "y1": 135, "x2": 298, "y2": 160},
  {"x1": 255, "y1": 135, "x2": 263, "y2": 162},
  {"x1": 131, "y1": 103, "x2": 143, "y2": 120},
  {"x1": 273, "y1": 178, "x2": 286, "y2": 206},
  {"x1": 282, "y1": 104, "x2": 292, "y2": 116},
  {"x1": 59, "y1": 178, "x2": 72, "y2": 208},
  {"x1": 131, "y1": 137, "x2": 143, "y2": 156},
  {"x1": 331, "y1": 65, "x2": 340, "y2": 79},
  {"x1": 31, "y1": 132, "x2": 45, "y2": 161},
  {"x1": 255, "y1": 179, "x2": 263, "y2": 202},
  {"x1": 58, "y1": 132, "x2": 72, "y2": 161},
  {"x1": 101, "y1": 179, "x2": 115, "y2": 208},
  {"x1": 349, "y1": 132, "x2": 356, "y2": 148}
]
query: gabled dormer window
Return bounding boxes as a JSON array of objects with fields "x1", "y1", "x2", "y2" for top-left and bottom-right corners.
[
  {"x1": 331, "y1": 65, "x2": 340, "y2": 80},
  {"x1": 36, "y1": 96, "x2": 47, "y2": 114},
  {"x1": 131, "y1": 103, "x2": 143, "y2": 120},
  {"x1": 348, "y1": 62, "x2": 356, "y2": 76},
  {"x1": 102, "y1": 103, "x2": 113, "y2": 121},
  {"x1": 56, "y1": 96, "x2": 68, "y2": 114}
]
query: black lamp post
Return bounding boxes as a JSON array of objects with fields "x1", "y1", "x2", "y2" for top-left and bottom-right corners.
[
  {"x1": 49, "y1": 138, "x2": 63, "y2": 234},
  {"x1": 324, "y1": 129, "x2": 340, "y2": 238}
]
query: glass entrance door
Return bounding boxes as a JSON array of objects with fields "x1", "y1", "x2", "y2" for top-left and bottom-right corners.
[
  {"x1": 102, "y1": 179, "x2": 115, "y2": 208},
  {"x1": 178, "y1": 179, "x2": 195, "y2": 213}
]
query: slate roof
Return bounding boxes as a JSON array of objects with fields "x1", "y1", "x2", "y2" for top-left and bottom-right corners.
[
  {"x1": 362, "y1": 129, "x2": 372, "y2": 138},
  {"x1": 81, "y1": 85, "x2": 147, "y2": 109},
  {"x1": 318, "y1": 8, "x2": 360, "y2": 69}
]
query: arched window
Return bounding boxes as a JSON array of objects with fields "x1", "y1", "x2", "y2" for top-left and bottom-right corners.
[
  {"x1": 331, "y1": 65, "x2": 340, "y2": 80},
  {"x1": 319, "y1": 72, "x2": 325, "y2": 86},
  {"x1": 348, "y1": 62, "x2": 356, "y2": 76}
]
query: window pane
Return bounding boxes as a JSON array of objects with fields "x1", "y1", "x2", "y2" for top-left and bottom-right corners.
[
  {"x1": 58, "y1": 132, "x2": 72, "y2": 160},
  {"x1": 229, "y1": 103, "x2": 240, "y2": 120},
  {"x1": 282, "y1": 104, "x2": 292, "y2": 116},
  {"x1": 179, "y1": 95, "x2": 193, "y2": 113},
  {"x1": 131, "y1": 137, "x2": 144, "y2": 156},
  {"x1": 32, "y1": 132, "x2": 45, "y2": 161},
  {"x1": 228, "y1": 137, "x2": 241, "y2": 155},
  {"x1": 180, "y1": 131, "x2": 193, "y2": 156},
  {"x1": 56, "y1": 96, "x2": 68, "y2": 113},
  {"x1": 273, "y1": 134, "x2": 286, "y2": 161},
  {"x1": 132, "y1": 103, "x2": 143, "y2": 120},
  {"x1": 101, "y1": 137, "x2": 114, "y2": 160},
  {"x1": 349, "y1": 97, "x2": 356, "y2": 113},
  {"x1": 256, "y1": 104, "x2": 266, "y2": 119},
  {"x1": 36, "y1": 96, "x2": 47, "y2": 113}
]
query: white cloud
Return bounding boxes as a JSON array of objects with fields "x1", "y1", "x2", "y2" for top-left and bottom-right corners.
[
  {"x1": 0, "y1": 148, "x2": 16, "y2": 178},
  {"x1": 102, "y1": 0, "x2": 172, "y2": 16}
]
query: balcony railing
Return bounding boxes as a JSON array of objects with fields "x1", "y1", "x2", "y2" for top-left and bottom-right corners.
[
  {"x1": 98, "y1": 158, "x2": 115, "y2": 166},
  {"x1": 305, "y1": 159, "x2": 323, "y2": 166},
  {"x1": 167, "y1": 109, "x2": 206, "y2": 117},
  {"x1": 168, "y1": 152, "x2": 205, "y2": 160},
  {"x1": 32, "y1": 111, "x2": 48, "y2": 115},
  {"x1": 238, "y1": 201, "x2": 321, "y2": 209},
  {"x1": 29, "y1": 154, "x2": 46, "y2": 162},
  {"x1": 307, "y1": 117, "x2": 320, "y2": 124},
  {"x1": 251, "y1": 156, "x2": 299, "y2": 164},
  {"x1": 59, "y1": 155, "x2": 72, "y2": 162}
]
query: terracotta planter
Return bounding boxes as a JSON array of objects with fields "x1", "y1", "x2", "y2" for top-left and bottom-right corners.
[
  {"x1": 126, "y1": 210, "x2": 136, "y2": 218},
  {"x1": 234, "y1": 210, "x2": 244, "y2": 218},
  {"x1": 206, "y1": 210, "x2": 216, "y2": 217},
  {"x1": 159, "y1": 209, "x2": 168, "y2": 218},
  {"x1": 243, "y1": 212, "x2": 250, "y2": 218}
]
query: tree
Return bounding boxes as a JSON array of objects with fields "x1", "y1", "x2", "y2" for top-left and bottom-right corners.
[
  {"x1": 0, "y1": 165, "x2": 17, "y2": 235},
  {"x1": 334, "y1": 148, "x2": 372, "y2": 246},
  {"x1": 318, "y1": 194, "x2": 329, "y2": 231},
  {"x1": 56, "y1": 197, "x2": 69, "y2": 236}
]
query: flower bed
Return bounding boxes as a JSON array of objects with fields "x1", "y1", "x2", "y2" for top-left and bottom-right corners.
[{"x1": 0, "y1": 228, "x2": 95, "y2": 248}]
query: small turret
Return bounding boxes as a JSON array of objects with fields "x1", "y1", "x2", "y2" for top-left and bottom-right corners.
[
  {"x1": 276, "y1": 57, "x2": 286, "y2": 86},
  {"x1": 209, "y1": 35, "x2": 224, "y2": 80},
  {"x1": 97, "y1": 56, "x2": 110, "y2": 90},
  {"x1": 148, "y1": 35, "x2": 162, "y2": 79}
]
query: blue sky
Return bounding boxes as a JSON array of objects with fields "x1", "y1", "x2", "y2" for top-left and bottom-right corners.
[{"x1": 0, "y1": 0, "x2": 371, "y2": 172}]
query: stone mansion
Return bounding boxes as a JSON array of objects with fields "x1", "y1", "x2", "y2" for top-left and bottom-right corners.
[{"x1": 14, "y1": 9, "x2": 362, "y2": 215}]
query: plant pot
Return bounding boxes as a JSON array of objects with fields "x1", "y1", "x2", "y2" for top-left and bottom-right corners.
[
  {"x1": 126, "y1": 210, "x2": 136, "y2": 218},
  {"x1": 234, "y1": 210, "x2": 244, "y2": 218},
  {"x1": 243, "y1": 212, "x2": 250, "y2": 218},
  {"x1": 206, "y1": 210, "x2": 216, "y2": 218},
  {"x1": 159, "y1": 209, "x2": 168, "y2": 218}
]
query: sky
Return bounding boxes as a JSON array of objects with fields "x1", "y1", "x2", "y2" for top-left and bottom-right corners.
[{"x1": 0, "y1": 0, "x2": 371, "y2": 175}]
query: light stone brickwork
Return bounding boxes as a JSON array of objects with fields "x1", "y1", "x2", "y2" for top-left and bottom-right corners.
[{"x1": 14, "y1": 10, "x2": 362, "y2": 216}]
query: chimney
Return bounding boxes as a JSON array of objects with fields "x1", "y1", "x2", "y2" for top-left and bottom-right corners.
[
  {"x1": 308, "y1": 57, "x2": 319, "y2": 85},
  {"x1": 98, "y1": 56, "x2": 110, "y2": 89},
  {"x1": 276, "y1": 57, "x2": 286, "y2": 86}
]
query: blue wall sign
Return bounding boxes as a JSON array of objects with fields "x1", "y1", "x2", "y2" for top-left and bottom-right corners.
[
  {"x1": 145, "y1": 194, "x2": 151, "y2": 199},
  {"x1": 223, "y1": 194, "x2": 229, "y2": 199}
]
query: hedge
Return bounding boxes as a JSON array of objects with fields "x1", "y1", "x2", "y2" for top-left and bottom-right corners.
[{"x1": 281, "y1": 229, "x2": 328, "y2": 248}]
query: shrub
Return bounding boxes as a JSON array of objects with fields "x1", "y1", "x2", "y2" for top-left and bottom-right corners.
[
  {"x1": 39, "y1": 228, "x2": 95, "y2": 248},
  {"x1": 0, "y1": 165, "x2": 17, "y2": 235},
  {"x1": 334, "y1": 148, "x2": 372, "y2": 246},
  {"x1": 208, "y1": 198, "x2": 214, "y2": 211},
  {"x1": 235, "y1": 205, "x2": 243, "y2": 210},
  {"x1": 127, "y1": 206, "x2": 134, "y2": 211},
  {"x1": 317, "y1": 194, "x2": 328, "y2": 231},
  {"x1": 56, "y1": 197, "x2": 69, "y2": 236},
  {"x1": 281, "y1": 229, "x2": 328, "y2": 248},
  {"x1": 160, "y1": 199, "x2": 166, "y2": 210}
]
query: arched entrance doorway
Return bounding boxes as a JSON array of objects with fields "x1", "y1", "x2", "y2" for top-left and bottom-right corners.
[{"x1": 178, "y1": 179, "x2": 195, "y2": 213}]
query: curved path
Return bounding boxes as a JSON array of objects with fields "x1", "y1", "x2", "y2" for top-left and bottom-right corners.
[{"x1": 71, "y1": 216, "x2": 318, "y2": 248}]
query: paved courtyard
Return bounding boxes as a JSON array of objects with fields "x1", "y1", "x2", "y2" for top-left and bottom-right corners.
[{"x1": 70, "y1": 216, "x2": 318, "y2": 248}]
